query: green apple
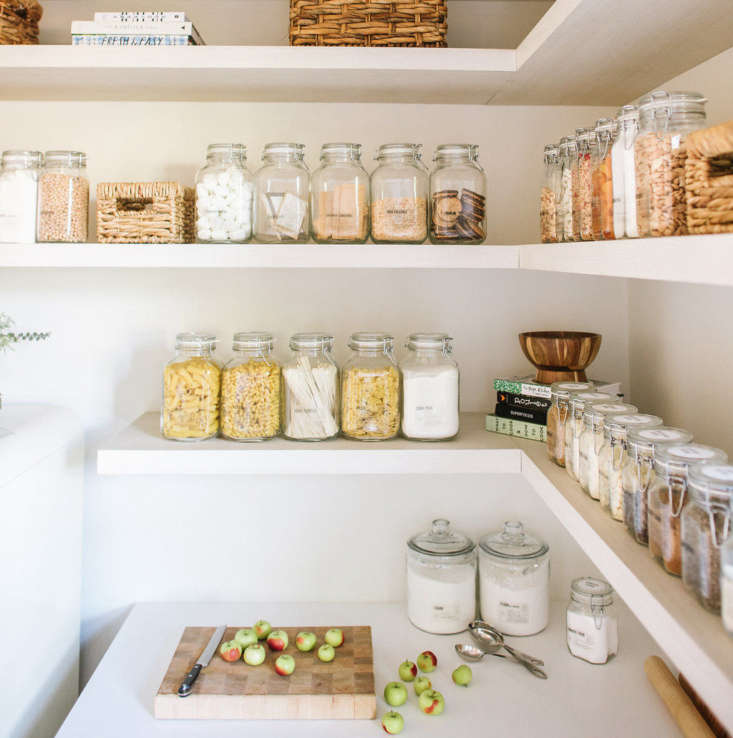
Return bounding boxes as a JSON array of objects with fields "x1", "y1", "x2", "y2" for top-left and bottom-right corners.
[
  {"x1": 219, "y1": 640, "x2": 242, "y2": 662},
  {"x1": 317, "y1": 643, "x2": 335, "y2": 662},
  {"x1": 243, "y1": 643, "x2": 266, "y2": 666},
  {"x1": 383, "y1": 681, "x2": 408, "y2": 707},
  {"x1": 254, "y1": 620, "x2": 272, "y2": 640},
  {"x1": 416, "y1": 650, "x2": 437, "y2": 673},
  {"x1": 295, "y1": 631, "x2": 317, "y2": 652},
  {"x1": 398, "y1": 660, "x2": 417, "y2": 682},
  {"x1": 266, "y1": 630, "x2": 289, "y2": 651},
  {"x1": 418, "y1": 688, "x2": 445, "y2": 715},
  {"x1": 452, "y1": 664, "x2": 472, "y2": 686},
  {"x1": 324, "y1": 628, "x2": 344, "y2": 647},
  {"x1": 381, "y1": 710, "x2": 404, "y2": 734},
  {"x1": 234, "y1": 628, "x2": 258, "y2": 649},
  {"x1": 275, "y1": 653, "x2": 296, "y2": 676},
  {"x1": 414, "y1": 676, "x2": 431, "y2": 696}
]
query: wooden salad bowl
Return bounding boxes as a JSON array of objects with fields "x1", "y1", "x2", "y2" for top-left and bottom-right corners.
[{"x1": 519, "y1": 331, "x2": 602, "y2": 384}]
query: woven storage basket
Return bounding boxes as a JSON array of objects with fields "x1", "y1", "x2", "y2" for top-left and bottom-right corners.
[
  {"x1": 96, "y1": 182, "x2": 195, "y2": 244},
  {"x1": 686, "y1": 120, "x2": 733, "y2": 235},
  {"x1": 289, "y1": 0, "x2": 447, "y2": 47},
  {"x1": 0, "y1": 0, "x2": 42, "y2": 44}
]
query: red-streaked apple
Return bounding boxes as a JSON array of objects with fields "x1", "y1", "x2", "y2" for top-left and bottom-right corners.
[
  {"x1": 383, "y1": 681, "x2": 408, "y2": 707},
  {"x1": 414, "y1": 676, "x2": 431, "y2": 696},
  {"x1": 295, "y1": 631, "x2": 317, "y2": 652},
  {"x1": 243, "y1": 643, "x2": 266, "y2": 666},
  {"x1": 234, "y1": 628, "x2": 258, "y2": 649},
  {"x1": 452, "y1": 664, "x2": 472, "y2": 686},
  {"x1": 219, "y1": 640, "x2": 242, "y2": 662},
  {"x1": 324, "y1": 628, "x2": 344, "y2": 647},
  {"x1": 381, "y1": 710, "x2": 404, "y2": 734},
  {"x1": 254, "y1": 620, "x2": 272, "y2": 640},
  {"x1": 398, "y1": 660, "x2": 417, "y2": 682},
  {"x1": 267, "y1": 630, "x2": 289, "y2": 651},
  {"x1": 417, "y1": 650, "x2": 437, "y2": 673},
  {"x1": 275, "y1": 653, "x2": 296, "y2": 676},
  {"x1": 317, "y1": 643, "x2": 335, "y2": 662},
  {"x1": 418, "y1": 688, "x2": 445, "y2": 715}
]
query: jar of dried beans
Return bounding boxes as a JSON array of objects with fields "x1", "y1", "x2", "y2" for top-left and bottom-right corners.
[
  {"x1": 371, "y1": 143, "x2": 428, "y2": 244},
  {"x1": 564, "y1": 391, "x2": 614, "y2": 481},
  {"x1": 592, "y1": 119, "x2": 616, "y2": 240},
  {"x1": 574, "y1": 128, "x2": 596, "y2": 241},
  {"x1": 546, "y1": 381, "x2": 594, "y2": 466},
  {"x1": 37, "y1": 150, "x2": 89, "y2": 243},
  {"x1": 635, "y1": 91, "x2": 707, "y2": 238},
  {"x1": 558, "y1": 136, "x2": 577, "y2": 242},
  {"x1": 681, "y1": 464, "x2": 733, "y2": 613},
  {"x1": 540, "y1": 143, "x2": 560, "y2": 243},
  {"x1": 649, "y1": 444, "x2": 727, "y2": 576}
]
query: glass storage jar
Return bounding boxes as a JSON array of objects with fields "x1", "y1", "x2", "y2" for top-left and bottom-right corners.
[
  {"x1": 566, "y1": 577, "x2": 618, "y2": 665},
  {"x1": 429, "y1": 144, "x2": 486, "y2": 244},
  {"x1": 558, "y1": 136, "x2": 577, "y2": 242},
  {"x1": 400, "y1": 333, "x2": 459, "y2": 441},
  {"x1": 371, "y1": 143, "x2": 428, "y2": 243},
  {"x1": 598, "y1": 413, "x2": 662, "y2": 521},
  {"x1": 341, "y1": 332, "x2": 400, "y2": 441},
  {"x1": 195, "y1": 143, "x2": 254, "y2": 244},
  {"x1": 161, "y1": 332, "x2": 220, "y2": 441},
  {"x1": 407, "y1": 519, "x2": 476, "y2": 634},
  {"x1": 221, "y1": 331, "x2": 281, "y2": 441},
  {"x1": 546, "y1": 381, "x2": 594, "y2": 467},
  {"x1": 479, "y1": 521, "x2": 550, "y2": 637},
  {"x1": 0, "y1": 150, "x2": 42, "y2": 243},
  {"x1": 610, "y1": 104, "x2": 639, "y2": 238},
  {"x1": 37, "y1": 150, "x2": 89, "y2": 243},
  {"x1": 281, "y1": 332, "x2": 339, "y2": 441},
  {"x1": 635, "y1": 91, "x2": 707, "y2": 238},
  {"x1": 681, "y1": 464, "x2": 733, "y2": 613},
  {"x1": 311, "y1": 143, "x2": 369, "y2": 244},
  {"x1": 574, "y1": 128, "x2": 596, "y2": 241},
  {"x1": 578, "y1": 402, "x2": 637, "y2": 499},
  {"x1": 564, "y1": 391, "x2": 614, "y2": 482},
  {"x1": 540, "y1": 143, "x2": 560, "y2": 243},
  {"x1": 254, "y1": 143, "x2": 309, "y2": 243},
  {"x1": 723, "y1": 500, "x2": 733, "y2": 634},
  {"x1": 649, "y1": 444, "x2": 727, "y2": 576},
  {"x1": 592, "y1": 119, "x2": 616, "y2": 240}
]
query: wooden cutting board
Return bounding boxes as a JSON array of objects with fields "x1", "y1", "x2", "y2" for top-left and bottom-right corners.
[{"x1": 155, "y1": 625, "x2": 376, "y2": 720}]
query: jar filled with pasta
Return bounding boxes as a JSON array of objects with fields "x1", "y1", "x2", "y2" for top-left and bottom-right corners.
[
  {"x1": 592, "y1": 119, "x2": 616, "y2": 240},
  {"x1": 564, "y1": 391, "x2": 614, "y2": 482},
  {"x1": 161, "y1": 332, "x2": 221, "y2": 441},
  {"x1": 221, "y1": 331, "x2": 281, "y2": 441},
  {"x1": 574, "y1": 128, "x2": 596, "y2": 241},
  {"x1": 546, "y1": 381, "x2": 594, "y2": 467},
  {"x1": 341, "y1": 332, "x2": 400, "y2": 441},
  {"x1": 558, "y1": 136, "x2": 577, "y2": 242},
  {"x1": 540, "y1": 143, "x2": 560, "y2": 243}
]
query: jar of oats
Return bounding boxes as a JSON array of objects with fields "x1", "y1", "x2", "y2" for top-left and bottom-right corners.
[
  {"x1": 341, "y1": 332, "x2": 400, "y2": 441},
  {"x1": 546, "y1": 381, "x2": 594, "y2": 467},
  {"x1": 221, "y1": 331, "x2": 281, "y2": 441},
  {"x1": 161, "y1": 332, "x2": 221, "y2": 441},
  {"x1": 37, "y1": 151, "x2": 89, "y2": 243}
]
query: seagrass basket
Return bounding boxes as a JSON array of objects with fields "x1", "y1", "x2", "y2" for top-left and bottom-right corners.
[
  {"x1": 289, "y1": 0, "x2": 447, "y2": 47},
  {"x1": 0, "y1": 0, "x2": 42, "y2": 44},
  {"x1": 96, "y1": 182, "x2": 195, "y2": 244},
  {"x1": 685, "y1": 120, "x2": 733, "y2": 234}
]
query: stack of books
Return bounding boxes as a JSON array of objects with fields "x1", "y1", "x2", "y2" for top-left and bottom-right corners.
[{"x1": 71, "y1": 11, "x2": 205, "y2": 46}]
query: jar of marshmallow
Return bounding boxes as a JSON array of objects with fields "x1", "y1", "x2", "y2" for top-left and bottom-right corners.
[{"x1": 195, "y1": 143, "x2": 254, "y2": 243}]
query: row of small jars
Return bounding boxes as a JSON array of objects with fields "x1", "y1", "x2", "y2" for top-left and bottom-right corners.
[
  {"x1": 0, "y1": 149, "x2": 90, "y2": 244},
  {"x1": 161, "y1": 330, "x2": 460, "y2": 444},
  {"x1": 540, "y1": 90, "x2": 707, "y2": 243},
  {"x1": 546, "y1": 380, "x2": 733, "y2": 625},
  {"x1": 195, "y1": 142, "x2": 487, "y2": 245}
]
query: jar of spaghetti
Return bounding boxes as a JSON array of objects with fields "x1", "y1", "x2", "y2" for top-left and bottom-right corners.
[{"x1": 546, "y1": 381, "x2": 594, "y2": 466}]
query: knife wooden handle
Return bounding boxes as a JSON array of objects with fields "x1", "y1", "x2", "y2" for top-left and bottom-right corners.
[{"x1": 178, "y1": 663, "x2": 202, "y2": 698}]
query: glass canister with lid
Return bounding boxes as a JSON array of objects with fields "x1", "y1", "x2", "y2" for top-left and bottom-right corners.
[
  {"x1": 566, "y1": 577, "x2": 618, "y2": 664},
  {"x1": 546, "y1": 381, "x2": 595, "y2": 467},
  {"x1": 722, "y1": 500, "x2": 733, "y2": 634},
  {"x1": 558, "y1": 136, "x2": 577, "y2": 242},
  {"x1": 221, "y1": 331, "x2": 281, "y2": 442},
  {"x1": 254, "y1": 142, "x2": 310, "y2": 243},
  {"x1": 564, "y1": 391, "x2": 615, "y2": 481},
  {"x1": 0, "y1": 149, "x2": 42, "y2": 243},
  {"x1": 407, "y1": 518, "x2": 477, "y2": 634},
  {"x1": 429, "y1": 144, "x2": 487, "y2": 244},
  {"x1": 610, "y1": 104, "x2": 639, "y2": 238},
  {"x1": 479, "y1": 521, "x2": 550, "y2": 636},
  {"x1": 648, "y1": 444, "x2": 727, "y2": 575},
  {"x1": 681, "y1": 464, "x2": 733, "y2": 613},
  {"x1": 195, "y1": 143, "x2": 254, "y2": 243},
  {"x1": 161, "y1": 332, "x2": 221, "y2": 441},
  {"x1": 37, "y1": 150, "x2": 89, "y2": 243},
  {"x1": 574, "y1": 128, "x2": 596, "y2": 241},
  {"x1": 281, "y1": 332, "x2": 339, "y2": 441},
  {"x1": 540, "y1": 143, "x2": 560, "y2": 243},
  {"x1": 311, "y1": 143, "x2": 370, "y2": 244},
  {"x1": 341, "y1": 332, "x2": 400, "y2": 441},
  {"x1": 371, "y1": 143, "x2": 428, "y2": 243},
  {"x1": 592, "y1": 119, "x2": 616, "y2": 240}
]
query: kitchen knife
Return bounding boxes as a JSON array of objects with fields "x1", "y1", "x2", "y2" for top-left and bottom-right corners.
[{"x1": 177, "y1": 624, "x2": 227, "y2": 697}]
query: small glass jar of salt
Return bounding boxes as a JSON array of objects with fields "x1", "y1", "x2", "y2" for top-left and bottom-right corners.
[
  {"x1": 566, "y1": 576, "x2": 618, "y2": 664},
  {"x1": 0, "y1": 150, "x2": 42, "y2": 243}
]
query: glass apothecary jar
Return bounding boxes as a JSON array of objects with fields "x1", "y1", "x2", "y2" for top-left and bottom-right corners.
[
  {"x1": 611, "y1": 104, "x2": 639, "y2": 238},
  {"x1": 161, "y1": 332, "x2": 221, "y2": 441},
  {"x1": 479, "y1": 521, "x2": 550, "y2": 637},
  {"x1": 723, "y1": 501, "x2": 733, "y2": 634},
  {"x1": 281, "y1": 332, "x2": 339, "y2": 441},
  {"x1": 400, "y1": 333, "x2": 459, "y2": 441},
  {"x1": 311, "y1": 143, "x2": 369, "y2": 244},
  {"x1": 540, "y1": 143, "x2": 560, "y2": 243},
  {"x1": 558, "y1": 136, "x2": 577, "y2": 242},
  {"x1": 341, "y1": 332, "x2": 400, "y2": 441},
  {"x1": 598, "y1": 413, "x2": 662, "y2": 521},
  {"x1": 681, "y1": 464, "x2": 733, "y2": 613},
  {"x1": 221, "y1": 331, "x2": 281, "y2": 442},
  {"x1": 566, "y1": 577, "x2": 618, "y2": 665},
  {"x1": 37, "y1": 150, "x2": 89, "y2": 243},
  {"x1": 371, "y1": 143, "x2": 428, "y2": 244},
  {"x1": 635, "y1": 91, "x2": 707, "y2": 238},
  {"x1": 195, "y1": 143, "x2": 254, "y2": 244},
  {"x1": 574, "y1": 128, "x2": 596, "y2": 241},
  {"x1": 0, "y1": 149, "x2": 42, "y2": 244},
  {"x1": 578, "y1": 402, "x2": 637, "y2": 499},
  {"x1": 407, "y1": 518, "x2": 477, "y2": 634},
  {"x1": 564, "y1": 391, "x2": 614, "y2": 482},
  {"x1": 592, "y1": 119, "x2": 616, "y2": 240},
  {"x1": 429, "y1": 144, "x2": 486, "y2": 244},
  {"x1": 254, "y1": 143, "x2": 309, "y2": 243},
  {"x1": 546, "y1": 381, "x2": 594, "y2": 467},
  {"x1": 649, "y1": 444, "x2": 727, "y2": 576}
]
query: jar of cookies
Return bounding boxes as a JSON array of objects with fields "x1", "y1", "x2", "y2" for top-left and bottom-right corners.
[
  {"x1": 341, "y1": 332, "x2": 400, "y2": 441},
  {"x1": 221, "y1": 331, "x2": 281, "y2": 441},
  {"x1": 161, "y1": 332, "x2": 221, "y2": 441},
  {"x1": 429, "y1": 144, "x2": 486, "y2": 244},
  {"x1": 37, "y1": 150, "x2": 89, "y2": 243}
]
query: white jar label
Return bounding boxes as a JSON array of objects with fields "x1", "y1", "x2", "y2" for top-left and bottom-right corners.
[{"x1": 497, "y1": 600, "x2": 529, "y2": 624}]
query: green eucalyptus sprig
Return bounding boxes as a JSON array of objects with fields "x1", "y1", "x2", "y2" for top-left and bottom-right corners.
[{"x1": 0, "y1": 313, "x2": 50, "y2": 352}]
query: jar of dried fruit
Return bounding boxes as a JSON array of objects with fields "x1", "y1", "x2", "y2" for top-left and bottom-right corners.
[
  {"x1": 564, "y1": 391, "x2": 614, "y2": 482},
  {"x1": 558, "y1": 136, "x2": 577, "y2": 242},
  {"x1": 592, "y1": 119, "x2": 616, "y2": 240},
  {"x1": 371, "y1": 143, "x2": 428, "y2": 244},
  {"x1": 574, "y1": 128, "x2": 596, "y2": 241},
  {"x1": 546, "y1": 381, "x2": 594, "y2": 467},
  {"x1": 540, "y1": 143, "x2": 560, "y2": 243}
]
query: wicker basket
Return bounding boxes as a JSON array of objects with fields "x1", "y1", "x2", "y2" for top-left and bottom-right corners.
[
  {"x1": 289, "y1": 0, "x2": 447, "y2": 47},
  {"x1": 686, "y1": 120, "x2": 733, "y2": 235},
  {"x1": 96, "y1": 182, "x2": 195, "y2": 244},
  {"x1": 0, "y1": 0, "x2": 42, "y2": 44}
]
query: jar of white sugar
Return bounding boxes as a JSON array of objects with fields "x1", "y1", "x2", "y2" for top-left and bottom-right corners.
[
  {"x1": 400, "y1": 333, "x2": 459, "y2": 441},
  {"x1": 407, "y1": 519, "x2": 476, "y2": 634},
  {"x1": 566, "y1": 576, "x2": 618, "y2": 664},
  {"x1": 0, "y1": 150, "x2": 42, "y2": 243},
  {"x1": 479, "y1": 521, "x2": 550, "y2": 636}
]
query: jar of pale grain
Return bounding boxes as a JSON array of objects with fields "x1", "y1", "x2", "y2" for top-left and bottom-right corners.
[{"x1": 37, "y1": 151, "x2": 89, "y2": 243}]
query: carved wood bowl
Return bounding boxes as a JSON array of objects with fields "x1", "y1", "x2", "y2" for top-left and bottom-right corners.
[{"x1": 518, "y1": 331, "x2": 602, "y2": 384}]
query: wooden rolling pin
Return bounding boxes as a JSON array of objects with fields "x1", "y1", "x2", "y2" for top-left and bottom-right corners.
[{"x1": 644, "y1": 656, "x2": 715, "y2": 738}]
